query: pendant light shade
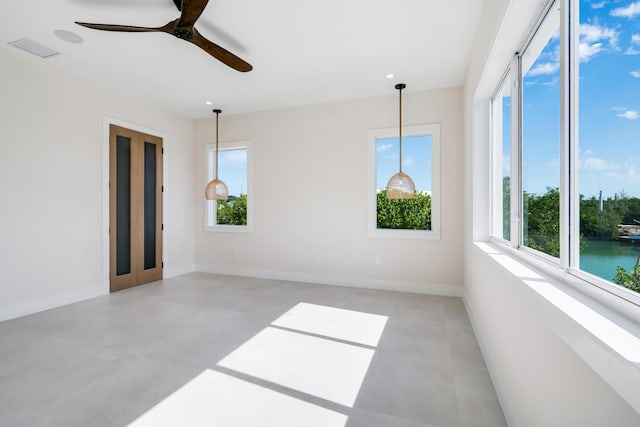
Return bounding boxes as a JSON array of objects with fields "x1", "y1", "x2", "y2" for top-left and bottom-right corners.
[
  {"x1": 205, "y1": 178, "x2": 228, "y2": 200},
  {"x1": 386, "y1": 83, "x2": 415, "y2": 199},
  {"x1": 386, "y1": 172, "x2": 415, "y2": 199},
  {"x1": 205, "y1": 109, "x2": 229, "y2": 201}
]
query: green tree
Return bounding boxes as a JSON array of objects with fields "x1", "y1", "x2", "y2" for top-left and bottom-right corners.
[
  {"x1": 579, "y1": 196, "x2": 599, "y2": 238},
  {"x1": 503, "y1": 176, "x2": 511, "y2": 239},
  {"x1": 216, "y1": 194, "x2": 247, "y2": 225},
  {"x1": 614, "y1": 263, "x2": 640, "y2": 293},
  {"x1": 523, "y1": 187, "x2": 560, "y2": 257},
  {"x1": 579, "y1": 195, "x2": 623, "y2": 240},
  {"x1": 376, "y1": 191, "x2": 431, "y2": 230}
]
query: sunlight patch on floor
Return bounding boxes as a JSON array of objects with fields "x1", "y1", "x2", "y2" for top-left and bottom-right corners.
[
  {"x1": 129, "y1": 302, "x2": 387, "y2": 424},
  {"x1": 218, "y1": 326, "x2": 375, "y2": 407},
  {"x1": 272, "y1": 302, "x2": 388, "y2": 346},
  {"x1": 127, "y1": 369, "x2": 347, "y2": 427}
]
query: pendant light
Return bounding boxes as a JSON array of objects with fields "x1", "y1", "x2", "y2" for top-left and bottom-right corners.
[
  {"x1": 205, "y1": 109, "x2": 229, "y2": 200},
  {"x1": 386, "y1": 83, "x2": 415, "y2": 199}
]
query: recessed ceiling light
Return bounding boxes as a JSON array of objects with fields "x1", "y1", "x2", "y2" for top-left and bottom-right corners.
[
  {"x1": 205, "y1": 101, "x2": 212, "y2": 105},
  {"x1": 386, "y1": 74, "x2": 394, "y2": 79},
  {"x1": 8, "y1": 38, "x2": 59, "y2": 58},
  {"x1": 54, "y1": 30, "x2": 84, "y2": 44}
]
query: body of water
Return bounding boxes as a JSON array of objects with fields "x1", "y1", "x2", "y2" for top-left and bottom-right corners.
[{"x1": 580, "y1": 239, "x2": 640, "y2": 282}]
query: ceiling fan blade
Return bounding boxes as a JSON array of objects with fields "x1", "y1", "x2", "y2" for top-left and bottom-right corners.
[
  {"x1": 176, "y1": 0, "x2": 209, "y2": 28},
  {"x1": 190, "y1": 29, "x2": 252, "y2": 72},
  {"x1": 75, "y1": 22, "x2": 159, "y2": 33}
]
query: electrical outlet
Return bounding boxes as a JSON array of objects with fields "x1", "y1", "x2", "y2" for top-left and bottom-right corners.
[{"x1": 375, "y1": 256, "x2": 382, "y2": 265}]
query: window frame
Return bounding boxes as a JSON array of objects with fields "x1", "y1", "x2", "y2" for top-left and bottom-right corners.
[
  {"x1": 367, "y1": 123, "x2": 441, "y2": 240},
  {"x1": 204, "y1": 139, "x2": 253, "y2": 233},
  {"x1": 489, "y1": 0, "x2": 640, "y2": 308}
]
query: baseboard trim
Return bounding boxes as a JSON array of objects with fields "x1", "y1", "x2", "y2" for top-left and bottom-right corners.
[
  {"x1": 164, "y1": 264, "x2": 195, "y2": 279},
  {"x1": 194, "y1": 264, "x2": 463, "y2": 297},
  {"x1": 0, "y1": 286, "x2": 106, "y2": 322}
]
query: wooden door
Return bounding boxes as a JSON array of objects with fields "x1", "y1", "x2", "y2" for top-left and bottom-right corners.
[{"x1": 109, "y1": 125, "x2": 163, "y2": 292}]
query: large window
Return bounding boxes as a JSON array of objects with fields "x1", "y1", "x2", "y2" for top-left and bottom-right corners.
[
  {"x1": 577, "y1": 0, "x2": 640, "y2": 292},
  {"x1": 491, "y1": 0, "x2": 640, "y2": 303},
  {"x1": 205, "y1": 141, "x2": 252, "y2": 232},
  {"x1": 368, "y1": 124, "x2": 440, "y2": 239},
  {"x1": 521, "y1": 2, "x2": 561, "y2": 259}
]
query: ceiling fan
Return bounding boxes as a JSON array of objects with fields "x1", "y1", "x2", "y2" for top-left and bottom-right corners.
[{"x1": 75, "y1": 0, "x2": 252, "y2": 72}]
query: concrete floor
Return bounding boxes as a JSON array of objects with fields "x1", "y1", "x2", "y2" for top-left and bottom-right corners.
[{"x1": 0, "y1": 273, "x2": 506, "y2": 426}]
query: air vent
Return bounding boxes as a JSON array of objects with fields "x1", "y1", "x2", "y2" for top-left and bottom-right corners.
[{"x1": 8, "y1": 38, "x2": 59, "y2": 58}]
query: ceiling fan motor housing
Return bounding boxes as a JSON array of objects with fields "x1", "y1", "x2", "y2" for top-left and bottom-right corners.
[{"x1": 174, "y1": 28, "x2": 193, "y2": 40}]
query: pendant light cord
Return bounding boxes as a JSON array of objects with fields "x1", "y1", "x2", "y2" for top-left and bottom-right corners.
[
  {"x1": 214, "y1": 109, "x2": 221, "y2": 180},
  {"x1": 395, "y1": 84, "x2": 406, "y2": 174},
  {"x1": 398, "y1": 86, "x2": 403, "y2": 174}
]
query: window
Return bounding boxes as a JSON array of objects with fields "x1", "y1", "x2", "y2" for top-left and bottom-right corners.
[
  {"x1": 205, "y1": 140, "x2": 252, "y2": 232},
  {"x1": 491, "y1": 72, "x2": 513, "y2": 242},
  {"x1": 490, "y1": 0, "x2": 640, "y2": 304},
  {"x1": 521, "y1": 2, "x2": 561, "y2": 259},
  {"x1": 368, "y1": 124, "x2": 440, "y2": 239},
  {"x1": 576, "y1": 0, "x2": 640, "y2": 293}
]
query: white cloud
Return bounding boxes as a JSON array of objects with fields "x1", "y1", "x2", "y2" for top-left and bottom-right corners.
[
  {"x1": 219, "y1": 150, "x2": 247, "y2": 165},
  {"x1": 503, "y1": 153, "x2": 511, "y2": 175},
  {"x1": 611, "y1": 1, "x2": 640, "y2": 18},
  {"x1": 581, "y1": 157, "x2": 621, "y2": 171},
  {"x1": 579, "y1": 42, "x2": 604, "y2": 61},
  {"x1": 617, "y1": 110, "x2": 639, "y2": 119},
  {"x1": 612, "y1": 107, "x2": 639, "y2": 119},
  {"x1": 622, "y1": 156, "x2": 640, "y2": 182},
  {"x1": 579, "y1": 23, "x2": 618, "y2": 61},
  {"x1": 625, "y1": 34, "x2": 640, "y2": 54},
  {"x1": 580, "y1": 23, "x2": 617, "y2": 44},
  {"x1": 527, "y1": 62, "x2": 559, "y2": 76},
  {"x1": 377, "y1": 143, "x2": 392, "y2": 152},
  {"x1": 402, "y1": 157, "x2": 415, "y2": 167},
  {"x1": 630, "y1": 70, "x2": 640, "y2": 78},
  {"x1": 591, "y1": 1, "x2": 606, "y2": 9}
]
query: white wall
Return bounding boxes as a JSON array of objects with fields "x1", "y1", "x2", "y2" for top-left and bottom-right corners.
[
  {"x1": 194, "y1": 87, "x2": 464, "y2": 295},
  {"x1": 463, "y1": 0, "x2": 640, "y2": 425},
  {"x1": 0, "y1": 47, "x2": 195, "y2": 321}
]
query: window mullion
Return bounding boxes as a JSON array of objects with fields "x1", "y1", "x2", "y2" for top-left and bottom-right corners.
[
  {"x1": 568, "y1": 0, "x2": 580, "y2": 270},
  {"x1": 559, "y1": 0, "x2": 570, "y2": 269}
]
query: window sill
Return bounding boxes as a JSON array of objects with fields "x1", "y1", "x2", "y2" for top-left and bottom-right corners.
[
  {"x1": 205, "y1": 225, "x2": 252, "y2": 233},
  {"x1": 368, "y1": 228, "x2": 440, "y2": 240},
  {"x1": 473, "y1": 240, "x2": 640, "y2": 414}
]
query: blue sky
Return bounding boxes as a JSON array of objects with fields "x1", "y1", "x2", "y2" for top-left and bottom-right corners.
[
  {"x1": 521, "y1": 0, "x2": 640, "y2": 198},
  {"x1": 376, "y1": 135, "x2": 432, "y2": 192},
  {"x1": 217, "y1": 148, "x2": 247, "y2": 197}
]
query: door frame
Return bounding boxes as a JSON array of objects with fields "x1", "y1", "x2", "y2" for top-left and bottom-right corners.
[{"x1": 102, "y1": 116, "x2": 167, "y2": 294}]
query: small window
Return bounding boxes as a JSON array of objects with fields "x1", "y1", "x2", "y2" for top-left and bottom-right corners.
[
  {"x1": 205, "y1": 140, "x2": 252, "y2": 232},
  {"x1": 368, "y1": 124, "x2": 440, "y2": 239}
]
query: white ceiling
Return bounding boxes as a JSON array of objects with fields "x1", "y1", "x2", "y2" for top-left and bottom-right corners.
[{"x1": 1, "y1": 0, "x2": 485, "y2": 118}]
